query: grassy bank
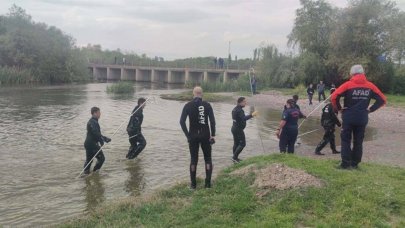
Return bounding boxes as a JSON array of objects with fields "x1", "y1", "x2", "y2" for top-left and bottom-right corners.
[
  {"x1": 61, "y1": 154, "x2": 405, "y2": 227},
  {"x1": 160, "y1": 91, "x2": 232, "y2": 102}
]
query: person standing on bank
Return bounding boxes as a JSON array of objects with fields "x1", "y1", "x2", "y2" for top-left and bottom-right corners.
[
  {"x1": 83, "y1": 107, "x2": 111, "y2": 175},
  {"x1": 231, "y1": 97, "x2": 258, "y2": 163},
  {"x1": 317, "y1": 80, "x2": 326, "y2": 102},
  {"x1": 251, "y1": 74, "x2": 257, "y2": 95},
  {"x1": 126, "y1": 98, "x2": 147, "y2": 159},
  {"x1": 315, "y1": 94, "x2": 341, "y2": 155},
  {"x1": 330, "y1": 83, "x2": 336, "y2": 94},
  {"x1": 307, "y1": 84, "x2": 315, "y2": 105},
  {"x1": 276, "y1": 99, "x2": 306, "y2": 153},
  {"x1": 180, "y1": 87, "x2": 216, "y2": 189},
  {"x1": 331, "y1": 65, "x2": 386, "y2": 169}
]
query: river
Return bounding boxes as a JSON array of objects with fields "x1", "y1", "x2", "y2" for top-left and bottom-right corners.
[{"x1": 0, "y1": 83, "x2": 378, "y2": 226}]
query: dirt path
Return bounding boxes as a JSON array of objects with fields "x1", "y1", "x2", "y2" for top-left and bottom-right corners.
[{"x1": 248, "y1": 91, "x2": 405, "y2": 167}]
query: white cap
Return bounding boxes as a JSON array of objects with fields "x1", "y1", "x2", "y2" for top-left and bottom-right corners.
[{"x1": 350, "y1": 65, "x2": 364, "y2": 75}]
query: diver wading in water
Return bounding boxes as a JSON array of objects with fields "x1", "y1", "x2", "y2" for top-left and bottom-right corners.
[
  {"x1": 180, "y1": 87, "x2": 216, "y2": 189},
  {"x1": 126, "y1": 98, "x2": 147, "y2": 159},
  {"x1": 83, "y1": 107, "x2": 111, "y2": 175}
]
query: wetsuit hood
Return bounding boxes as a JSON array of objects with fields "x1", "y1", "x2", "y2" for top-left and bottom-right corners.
[{"x1": 350, "y1": 74, "x2": 367, "y2": 85}]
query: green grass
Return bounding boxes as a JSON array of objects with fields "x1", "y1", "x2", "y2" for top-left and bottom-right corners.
[
  {"x1": 386, "y1": 94, "x2": 405, "y2": 107},
  {"x1": 61, "y1": 154, "x2": 405, "y2": 227},
  {"x1": 160, "y1": 91, "x2": 232, "y2": 102},
  {"x1": 106, "y1": 82, "x2": 135, "y2": 94}
]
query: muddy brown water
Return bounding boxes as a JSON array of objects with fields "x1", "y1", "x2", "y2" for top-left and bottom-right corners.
[{"x1": 0, "y1": 83, "x2": 376, "y2": 226}]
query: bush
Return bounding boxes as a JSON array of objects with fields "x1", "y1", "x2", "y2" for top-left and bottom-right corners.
[
  {"x1": 106, "y1": 82, "x2": 134, "y2": 94},
  {"x1": 391, "y1": 67, "x2": 405, "y2": 95},
  {"x1": 186, "y1": 74, "x2": 252, "y2": 93},
  {"x1": 0, "y1": 66, "x2": 33, "y2": 85}
]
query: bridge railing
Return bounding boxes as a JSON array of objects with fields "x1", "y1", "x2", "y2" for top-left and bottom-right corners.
[{"x1": 88, "y1": 59, "x2": 251, "y2": 70}]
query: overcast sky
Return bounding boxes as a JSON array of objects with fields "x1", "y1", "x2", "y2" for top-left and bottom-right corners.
[{"x1": 1, "y1": 0, "x2": 404, "y2": 60}]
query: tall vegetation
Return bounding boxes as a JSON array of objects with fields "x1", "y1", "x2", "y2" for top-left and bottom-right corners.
[
  {"x1": 255, "y1": 0, "x2": 405, "y2": 94},
  {"x1": 0, "y1": 5, "x2": 89, "y2": 84}
]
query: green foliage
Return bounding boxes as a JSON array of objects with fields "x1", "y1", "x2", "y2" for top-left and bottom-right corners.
[
  {"x1": 106, "y1": 82, "x2": 134, "y2": 94},
  {"x1": 255, "y1": 0, "x2": 405, "y2": 93},
  {"x1": 61, "y1": 154, "x2": 405, "y2": 227},
  {"x1": 0, "y1": 66, "x2": 32, "y2": 84},
  {"x1": 160, "y1": 91, "x2": 231, "y2": 102},
  {"x1": 0, "y1": 5, "x2": 89, "y2": 84},
  {"x1": 391, "y1": 67, "x2": 405, "y2": 95}
]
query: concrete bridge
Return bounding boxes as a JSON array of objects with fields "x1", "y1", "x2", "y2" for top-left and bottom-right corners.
[{"x1": 88, "y1": 63, "x2": 248, "y2": 84}]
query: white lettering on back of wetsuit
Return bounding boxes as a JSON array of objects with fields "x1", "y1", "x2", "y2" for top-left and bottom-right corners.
[{"x1": 198, "y1": 106, "x2": 205, "y2": 124}]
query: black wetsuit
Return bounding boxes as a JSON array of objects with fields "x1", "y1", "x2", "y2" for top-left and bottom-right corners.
[
  {"x1": 126, "y1": 105, "x2": 146, "y2": 159},
  {"x1": 231, "y1": 105, "x2": 253, "y2": 160},
  {"x1": 84, "y1": 117, "x2": 108, "y2": 173},
  {"x1": 180, "y1": 97, "x2": 216, "y2": 188},
  {"x1": 279, "y1": 107, "x2": 304, "y2": 153},
  {"x1": 315, "y1": 103, "x2": 341, "y2": 154}
]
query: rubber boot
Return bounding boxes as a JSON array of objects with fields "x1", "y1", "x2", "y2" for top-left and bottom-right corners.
[
  {"x1": 233, "y1": 145, "x2": 244, "y2": 160},
  {"x1": 330, "y1": 140, "x2": 340, "y2": 154},
  {"x1": 205, "y1": 163, "x2": 213, "y2": 188},
  {"x1": 315, "y1": 140, "x2": 326, "y2": 155},
  {"x1": 190, "y1": 164, "x2": 197, "y2": 189}
]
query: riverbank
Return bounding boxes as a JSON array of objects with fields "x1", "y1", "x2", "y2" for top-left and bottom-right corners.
[
  {"x1": 247, "y1": 89, "x2": 405, "y2": 167},
  {"x1": 60, "y1": 154, "x2": 405, "y2": 227},
  {"x1": 160, "y1": 91, "x2": 232, "y2": 102}
]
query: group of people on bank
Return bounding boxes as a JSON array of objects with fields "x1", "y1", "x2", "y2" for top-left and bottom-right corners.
[{"x1": 82, "y1": 64, "x2": 386, "y2": 189}]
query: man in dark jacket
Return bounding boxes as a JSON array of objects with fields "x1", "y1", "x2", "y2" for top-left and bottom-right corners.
[
  {"x1": 231, "y1": 97, "x2": 258, "y2": 163},
  {"x1": 331, "y1": 65, "x2": 386, "y2": 169},
  {"x1": 315, "y1": 98, "x2": 341, "y2": 155},
  {"x1": 180, "y1": 87, "x2": 216, "y2": 189},
  {"x1": 126, "y1": 98, "x2": 147, "y2": 159},
  {"x1": 307, "y1": 84, "x2": 315, "y2": 105},
  {"x1": 317, "y1": 80, "x2": 326, "y2": 102},
  {"x1": 83, "y1": 107, "x2": 111, "y2": 175}
]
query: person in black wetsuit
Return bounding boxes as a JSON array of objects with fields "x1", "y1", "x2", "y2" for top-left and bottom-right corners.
[
  {"x1": 126, "y1": 98, "x2": 147, "y2": 159},
  {"x1": 276, "y1": 99, "x2": 306, "y2": 153},
  {"x1": 284, "y1": 94, "x2": 300, "y2": 110},
  {"x1": 180, "y1": 87, "x2": 216, "y2": 189},
  {"x1": 231, "y1": 97, "x2": 258, "y2": 163},
  {"x1": 83, "y1": 107, "x2": 111, "y2": 175},
  {"x1": 314, "y1": 97, "x2": 341, "y2": 155}
]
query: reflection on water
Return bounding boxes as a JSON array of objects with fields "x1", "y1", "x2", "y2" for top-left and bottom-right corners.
[
  {"x1": 84, "y1": 173, "x2": 105, "y2": 212},
  {"x1": 124, "y1": 160, "x2": 145, "y2": 196}
]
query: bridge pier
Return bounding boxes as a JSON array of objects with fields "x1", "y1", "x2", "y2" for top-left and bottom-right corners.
[
  {"x1": 152, "y1": 69, "x2": 169, "y2": 83},
  {"x1": 122, "y1": 68, "x2": 136, "y2": 81},
  {"x1": 94, "y1": 67, "x2": 107, "y2": 81},
  {"x1": 168, "y1": 70, "x2": 185, "y2": 84},
  {"x1": 204, "y1": 71, "x2": 221, "y2": 83},
  {"x1": 136, "y1": 69, "x2": 152, "y2": 82},
  {"x1": 186, "y1": 70, "x2": 204, "y2": 84},
  {"x1": 107, "y1": 67, "x2": 121, "y2": 80},
  {"x1": 223, "y1": 71, "x2": 242, "y2": 82}
]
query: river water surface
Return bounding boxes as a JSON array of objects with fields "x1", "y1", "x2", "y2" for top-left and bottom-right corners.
[{"x1": 0, "y1": 83, "x2": 376, "y2": 226}]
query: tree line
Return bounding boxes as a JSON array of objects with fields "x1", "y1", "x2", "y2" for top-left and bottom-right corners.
[
  {"x1": 254, "y1": 0, "x2": 405, "y2": 94},
  {"x1": 0, "y1": 5, "x2": 89, "y2": 84}
]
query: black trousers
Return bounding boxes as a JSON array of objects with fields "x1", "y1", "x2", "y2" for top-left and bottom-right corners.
[
  {"x1": 318, "y1": 91, "x2": 326, "y2": 102},
  {"x1": 127, "y1": 133, "x2": 147, "y2": 159},
  {"x1": 84, "y1": 143, "x2": 105, "y2": 173},
  {"x1": 308, "y1": 94, "x2": 313, "y2": 105},
  {"x1": 279, "y1": 127, "x2": 298, "y2": 153},
  {"x1": 231, "y1": 126, "x2": 246, "y2": 159},
  {"x1": 315, "y1": 127, "x2": 337, "y2": 153},
  {"x1": 341, "y1": 119, "x2": 367, "y2": 168},
  {"x1": 189, "y1": 138, "x2": 213, "y2": 187}
]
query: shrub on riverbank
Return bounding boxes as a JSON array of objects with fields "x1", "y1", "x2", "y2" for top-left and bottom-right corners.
[
  {"x1": 185, "y1": 74, "x2": 252, "y2": 93},
  {"x1": 0, "y1": 67, "x2": 33, "y2": 85},
  {"x1": 106, "y1": 82, "x2": 134, "y2": 94},
  {"x1": 61, "y1": 154, "x2": 405, "y2": 227},
  {"x1": 160, "y1": 91, "x2": 231, "y2": 102}
]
